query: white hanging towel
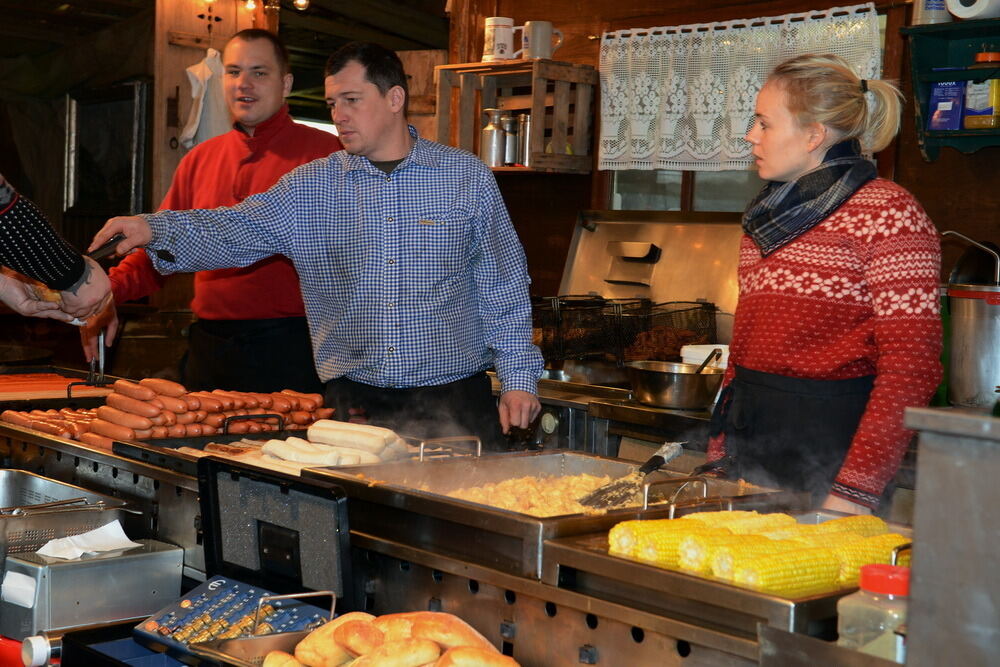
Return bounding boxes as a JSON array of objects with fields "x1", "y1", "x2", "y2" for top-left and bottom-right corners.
[{"x1": 179, "y1": 48, "x2": 231, "y2": 149}]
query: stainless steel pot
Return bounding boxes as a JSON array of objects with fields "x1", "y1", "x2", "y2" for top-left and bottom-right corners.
[
  {"x1": 948, "y1": 283, "x2": 1000, "y2": 408},
  {"x1": 626, "y1": 361, "x2": 723, "y2": 409}
]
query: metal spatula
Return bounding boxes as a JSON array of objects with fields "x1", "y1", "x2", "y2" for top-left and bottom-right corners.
[{"x1": 578, "y1": 441, "x2": 685, "y2": 509}]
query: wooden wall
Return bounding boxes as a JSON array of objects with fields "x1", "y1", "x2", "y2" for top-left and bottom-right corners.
[{"x1": 449, "y1": 0, "x2": 1000, "y2": 290}]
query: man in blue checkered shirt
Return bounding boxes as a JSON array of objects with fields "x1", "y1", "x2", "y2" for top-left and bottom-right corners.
[{"x1": 92, "y1": 42, "x2": 543, "y2": 450}]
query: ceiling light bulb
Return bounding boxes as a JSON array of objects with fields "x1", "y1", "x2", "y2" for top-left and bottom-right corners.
[
  {"x1": 244, "y1": 0, "x2": 257, "y2": 10},
  {"x1": 293, "y1": 0, "x2": 309, "y2": 8}
]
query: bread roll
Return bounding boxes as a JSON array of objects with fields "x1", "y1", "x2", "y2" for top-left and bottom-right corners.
[
  {"x1": 436, "y1": 647, "x2": 521, "y2": 667},
  {"x1": 372, "y1": 615, "x2": 415, "y2": 642},
  {"x1": 294, "y1": 611, "x2": 375, "y2": 667},
  {"x1": 333, "y1": 619, "x2": 384, "y2": 656},
  {"x1": 349, "y1": 638, "x2": 440, "y2": 667},
  {"x1": 409, "y1": 612, "x2": 497, "y2": 653},
  {"x1": 263, "y1": 651, "x2": 305, "y2": 667}
]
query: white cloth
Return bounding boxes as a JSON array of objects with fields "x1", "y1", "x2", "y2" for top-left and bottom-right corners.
[
  {"x1": 179, "y1": 48, "x2": 231, "y2": 149},
  {"x1": 598, "y1": 3, "x2": 882, "y2": 172},
  {"x1": 35, "y1": 520, "x2": 142, "y2": 560}
]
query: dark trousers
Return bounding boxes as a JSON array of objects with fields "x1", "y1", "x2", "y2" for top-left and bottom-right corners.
[
  {"x1": 708, "y1": 366, "x2": 873, "y2": 504},
  {"x1": 182, "y1": 317, "x2": 323, "y2": 394},
  {"x1": 324, "y1": 372, "x2": 505, "y2": 451}
]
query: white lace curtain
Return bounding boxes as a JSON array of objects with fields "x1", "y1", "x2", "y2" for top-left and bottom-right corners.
[{"x1": 598, "y1": 3, "x2": 882, "y2": 172}]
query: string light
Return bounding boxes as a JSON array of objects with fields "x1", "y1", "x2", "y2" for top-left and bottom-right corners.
[
  {"x1": 293, "y1": 0, "x2": 310, "y2": 9},
  {"x1": 244, "y1": 0, "x2": 257, "y2": 10}
]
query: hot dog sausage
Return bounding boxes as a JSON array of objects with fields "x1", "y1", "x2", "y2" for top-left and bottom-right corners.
[
  {"x1": 1, "y1": 410, "x2": 32, "y2": 427},
  {"x1": 202, "y1": 413, "x2": 225, "y2": 428},
  {"x1": 105, "y1": 392, "x2": 162, "y2": 418},
  {"x1": 212, "y1": 390, "x2": 245, "y2": 409},
  {"x1": 281, "y1": 390, "x2": 322, "y2": 411},
  {"x1": 174, "y1": 411, "x2": 196, "y2": 425},
  {"x1": 113, "y1": 379, "x2": 156, "y2": 401},
  {"x1": 133, "y1": 428, "x2": 152, "y2": 440},
  {"x1": 167, "y1": 424, "x2": 186, "y2": 438},
  {"x1": 139, "y1": 378, "x2": 187, "y2": 398},
  {"x1": 268, "y1": 394, "x2": 294, "y2": 413},
  {"x1": 90, "y1": 419, "x2": 136, "y2": 441},
  {"x1": 191, "y1": 394, "x2": 224, "y2": 412},
  {"x1": 96, "y1": 405, "x2": 154, "y2": 431},
  {"x1": 313, "y1": 407, "x2": 335, "y2": 420},
  {"x1": 28, "y1": 419, "x2": 71, "y2": 438},
  {"x1": 182, "y1": 395, "x2": 201, "y2": 411},
  {"x1": 156, "y1": 394, "x2": 188, "y2": 413},
  {"x1": 150, "y1": 426, "x2": 169, "y2": 439},
  {"x1": 78, "y1": 432, "x2": 114, "y2": 450},
  {"x1": 161, "y1": 410, "x2": 177, "y2": 426},
  {"x1": 289, "y1": 410, "x2": 313, "y2": 425},
  {"x1": 184, "y1": 423, "x2": 203, "y2": 437},
  {"x1": 250, "y1": 393, "x2": 273, "y2": 408}
]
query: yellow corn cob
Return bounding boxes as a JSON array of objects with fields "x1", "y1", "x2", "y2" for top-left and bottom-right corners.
[
  {"x1": 635, "y1": 524, "x2": 727, "y2": 569},
  {"x1": 759, "y1": 523, "x2": 822, "y2": 541},
  {"x1": 608, "y1": 519, "x2": 680, "y2": 557},
  {"x1": 794, "y1": 531, "x2": 865, "y2": 550},
  {"x1": 832, "y1": 532, "x2": 911, "y2": 586},
  {"x1": 681, "y1": 511, "x2": 761, "y2": 528},
  {"x1": 723, "y1": 513, "x2": 798, "y2": 535},
  {"x1": 711, "y1": 539, "x2": 802, "y2": 581},
  {"x1": 815, "y1": 515, "x2": 889, "y2": 537},
  {"x1": 733, "y1": 547, "x2": 842, "y2": 598},
  {"x1": 678, "y1": 533, "x2": 771, "y2": 574}
]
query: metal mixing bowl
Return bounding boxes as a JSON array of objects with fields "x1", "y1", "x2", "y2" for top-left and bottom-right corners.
[{"x1": 625, "y1": 360, "x2": 724, "y2": 410}]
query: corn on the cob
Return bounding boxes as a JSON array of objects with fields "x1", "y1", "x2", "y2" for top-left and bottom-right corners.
[
  {"x1": 711, "y1": 539, "x2": 802, "y2": 581},
  {"x1": 635, "y1": 524, "x2": 726, "y2": 569},
  {"x1": 832, "y1": 533, "x2": 911, "y2": 586},
  {"x1": 681, "y1": 510, "x2": 761, "y2": 528},
  {"x1": 733, "y1": 547, "x2": 842, "y2": 598},
  {"x1": 678, "y1": 533, "x2": 771, "y2": 574},
  {"x1": 815, "y1": 514, "x2": 888, "y2": 537},
  {"x1": 794, "y1": 531, "x2": 865, "y2": 550},
  {"x1": 724, "y1": 513, "x2": 798, "y2": 535},
  {"x1": 608, "y1": 520, "x2": 679, "y2": 557},
  {"x1": 759, "y1": 523, "x2": 822, "y2": 541}
]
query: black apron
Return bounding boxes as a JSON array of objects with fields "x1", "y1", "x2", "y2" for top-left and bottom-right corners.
[
  {"x1": 707, "y1": 366, "x2": 874, "y2": 504},
  {"x1": 324, "y1": 372, "x2": 506, "y2": 451},
  {"x1": 182, "y1": 317, "x2": 323, "y2": 394}
]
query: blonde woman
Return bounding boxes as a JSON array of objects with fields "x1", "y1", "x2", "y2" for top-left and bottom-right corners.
[{"x1": 702, "y1": 54, "x2": 942, "y2": 515}]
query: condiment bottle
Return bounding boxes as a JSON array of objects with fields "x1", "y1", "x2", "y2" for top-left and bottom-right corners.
[
  {"x1": 517, "y1": 113, "x2": 532, "y2": 167},
  {"x1": 964, "y1": 51, "x2": 1000, "y2": 130},
  {"x1": 837, "y1": 563, "x2": 909, "y2": 663},
  {"x1": 479, "y1": 108, "x2": 505, "y2": 167}
]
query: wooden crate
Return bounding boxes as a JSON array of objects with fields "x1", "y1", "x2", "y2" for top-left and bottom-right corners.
[{"x1": 434, "y1": 59, "x2": 598, "y2": 174}]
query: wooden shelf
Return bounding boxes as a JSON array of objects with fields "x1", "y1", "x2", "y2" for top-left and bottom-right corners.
[
  {"x1": 435, "y1": 59, "x2": 598, "y2": 174},
  {"x1": 901, "y1": 18, "x2": 1000, "y2": 161}
]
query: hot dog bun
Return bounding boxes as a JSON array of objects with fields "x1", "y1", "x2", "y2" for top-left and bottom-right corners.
[{"x1": 435, "y1": 647, "x2": 520, "y2": 667}]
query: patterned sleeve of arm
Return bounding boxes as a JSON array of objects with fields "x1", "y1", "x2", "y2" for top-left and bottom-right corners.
[
  {"x1": 0, "y1": 179, "x2": 85, "y2": 290},
  {"x1": 831, "y1": 189, "x2": 943, "y2": 509},
  {"x1": 472, "y1": 166, "x2": 544, "y2": 395}
]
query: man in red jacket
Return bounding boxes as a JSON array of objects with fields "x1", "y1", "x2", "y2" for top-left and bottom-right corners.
[{"x1": 106, "y1": 29, "x2": 342, "y2": 393}]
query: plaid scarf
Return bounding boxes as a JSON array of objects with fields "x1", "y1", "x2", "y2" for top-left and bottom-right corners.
[{"x1": 742, "y1": 140, "x2": 876, "y2": 256}]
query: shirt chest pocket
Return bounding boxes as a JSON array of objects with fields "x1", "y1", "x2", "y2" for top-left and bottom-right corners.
[{"x1": 403, "y1": 215, "x2": 474, "y2": 294}]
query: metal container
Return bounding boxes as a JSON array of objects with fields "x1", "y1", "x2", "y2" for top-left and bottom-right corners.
[
  {"x1": 500, "y1": 113, "x2": 518, "y2": 165},
  {"x1": 517, "y1": 112, "x2": 532, "y2": 167},
  {"x1": 0, "y1": 470, "x2": 128, "y2": 566},
  {"x1": 947, "y1": 283, "x2": 1000, "y2": 408},
  {"x1": 479, "y1": 108, "x2": 504, "y2": 167},
  {"x1": 626, "y1": 361, "x2": 724, "y2": 409},
  {"x1": 303, "y1": 451, "x2": 790, "y2": 579},
  {"x1": 543, "y1": 511, "x2": 911, "y2": 638}
]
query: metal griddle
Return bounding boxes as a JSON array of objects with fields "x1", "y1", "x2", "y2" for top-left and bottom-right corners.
[
  {"x1": 303, "y1": 450, "x2": 804, "y2": 579},
  {"x1": 541, "y1": 511, "x2": 912, "y2": 637}
]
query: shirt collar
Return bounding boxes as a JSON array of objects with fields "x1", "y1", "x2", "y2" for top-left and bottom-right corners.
[
  {"x1": 234, "y1": 104, "x2": 293, "y2": 144},
  {"x1": 342, "y1": 125, "x2": 441, "y2": 174}
]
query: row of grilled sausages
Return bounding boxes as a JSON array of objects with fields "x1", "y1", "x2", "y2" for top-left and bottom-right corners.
[{"x1": 0, "y1": 378, "x2": 332, "y2": 450}]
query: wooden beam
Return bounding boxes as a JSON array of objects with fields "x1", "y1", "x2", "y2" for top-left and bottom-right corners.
[
  {"x1": 280, "y1": 10, "x2": 426, "y2": 51},
  {"x1": 308, "y1": 0, "x2": 447, "y2": 48}
]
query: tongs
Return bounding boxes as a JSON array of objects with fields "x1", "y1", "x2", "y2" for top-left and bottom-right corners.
[{"x1": 578, "y1": 441, "x2": 685, "y2": 509}]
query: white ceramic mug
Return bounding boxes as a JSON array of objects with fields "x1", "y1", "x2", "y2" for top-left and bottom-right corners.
[
  {"x1": 522, "y1": 21, "x2": 563, "y2": 59},
  {"x1": 482, "y1": 17, "x2": 524, "y2": 62}
]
